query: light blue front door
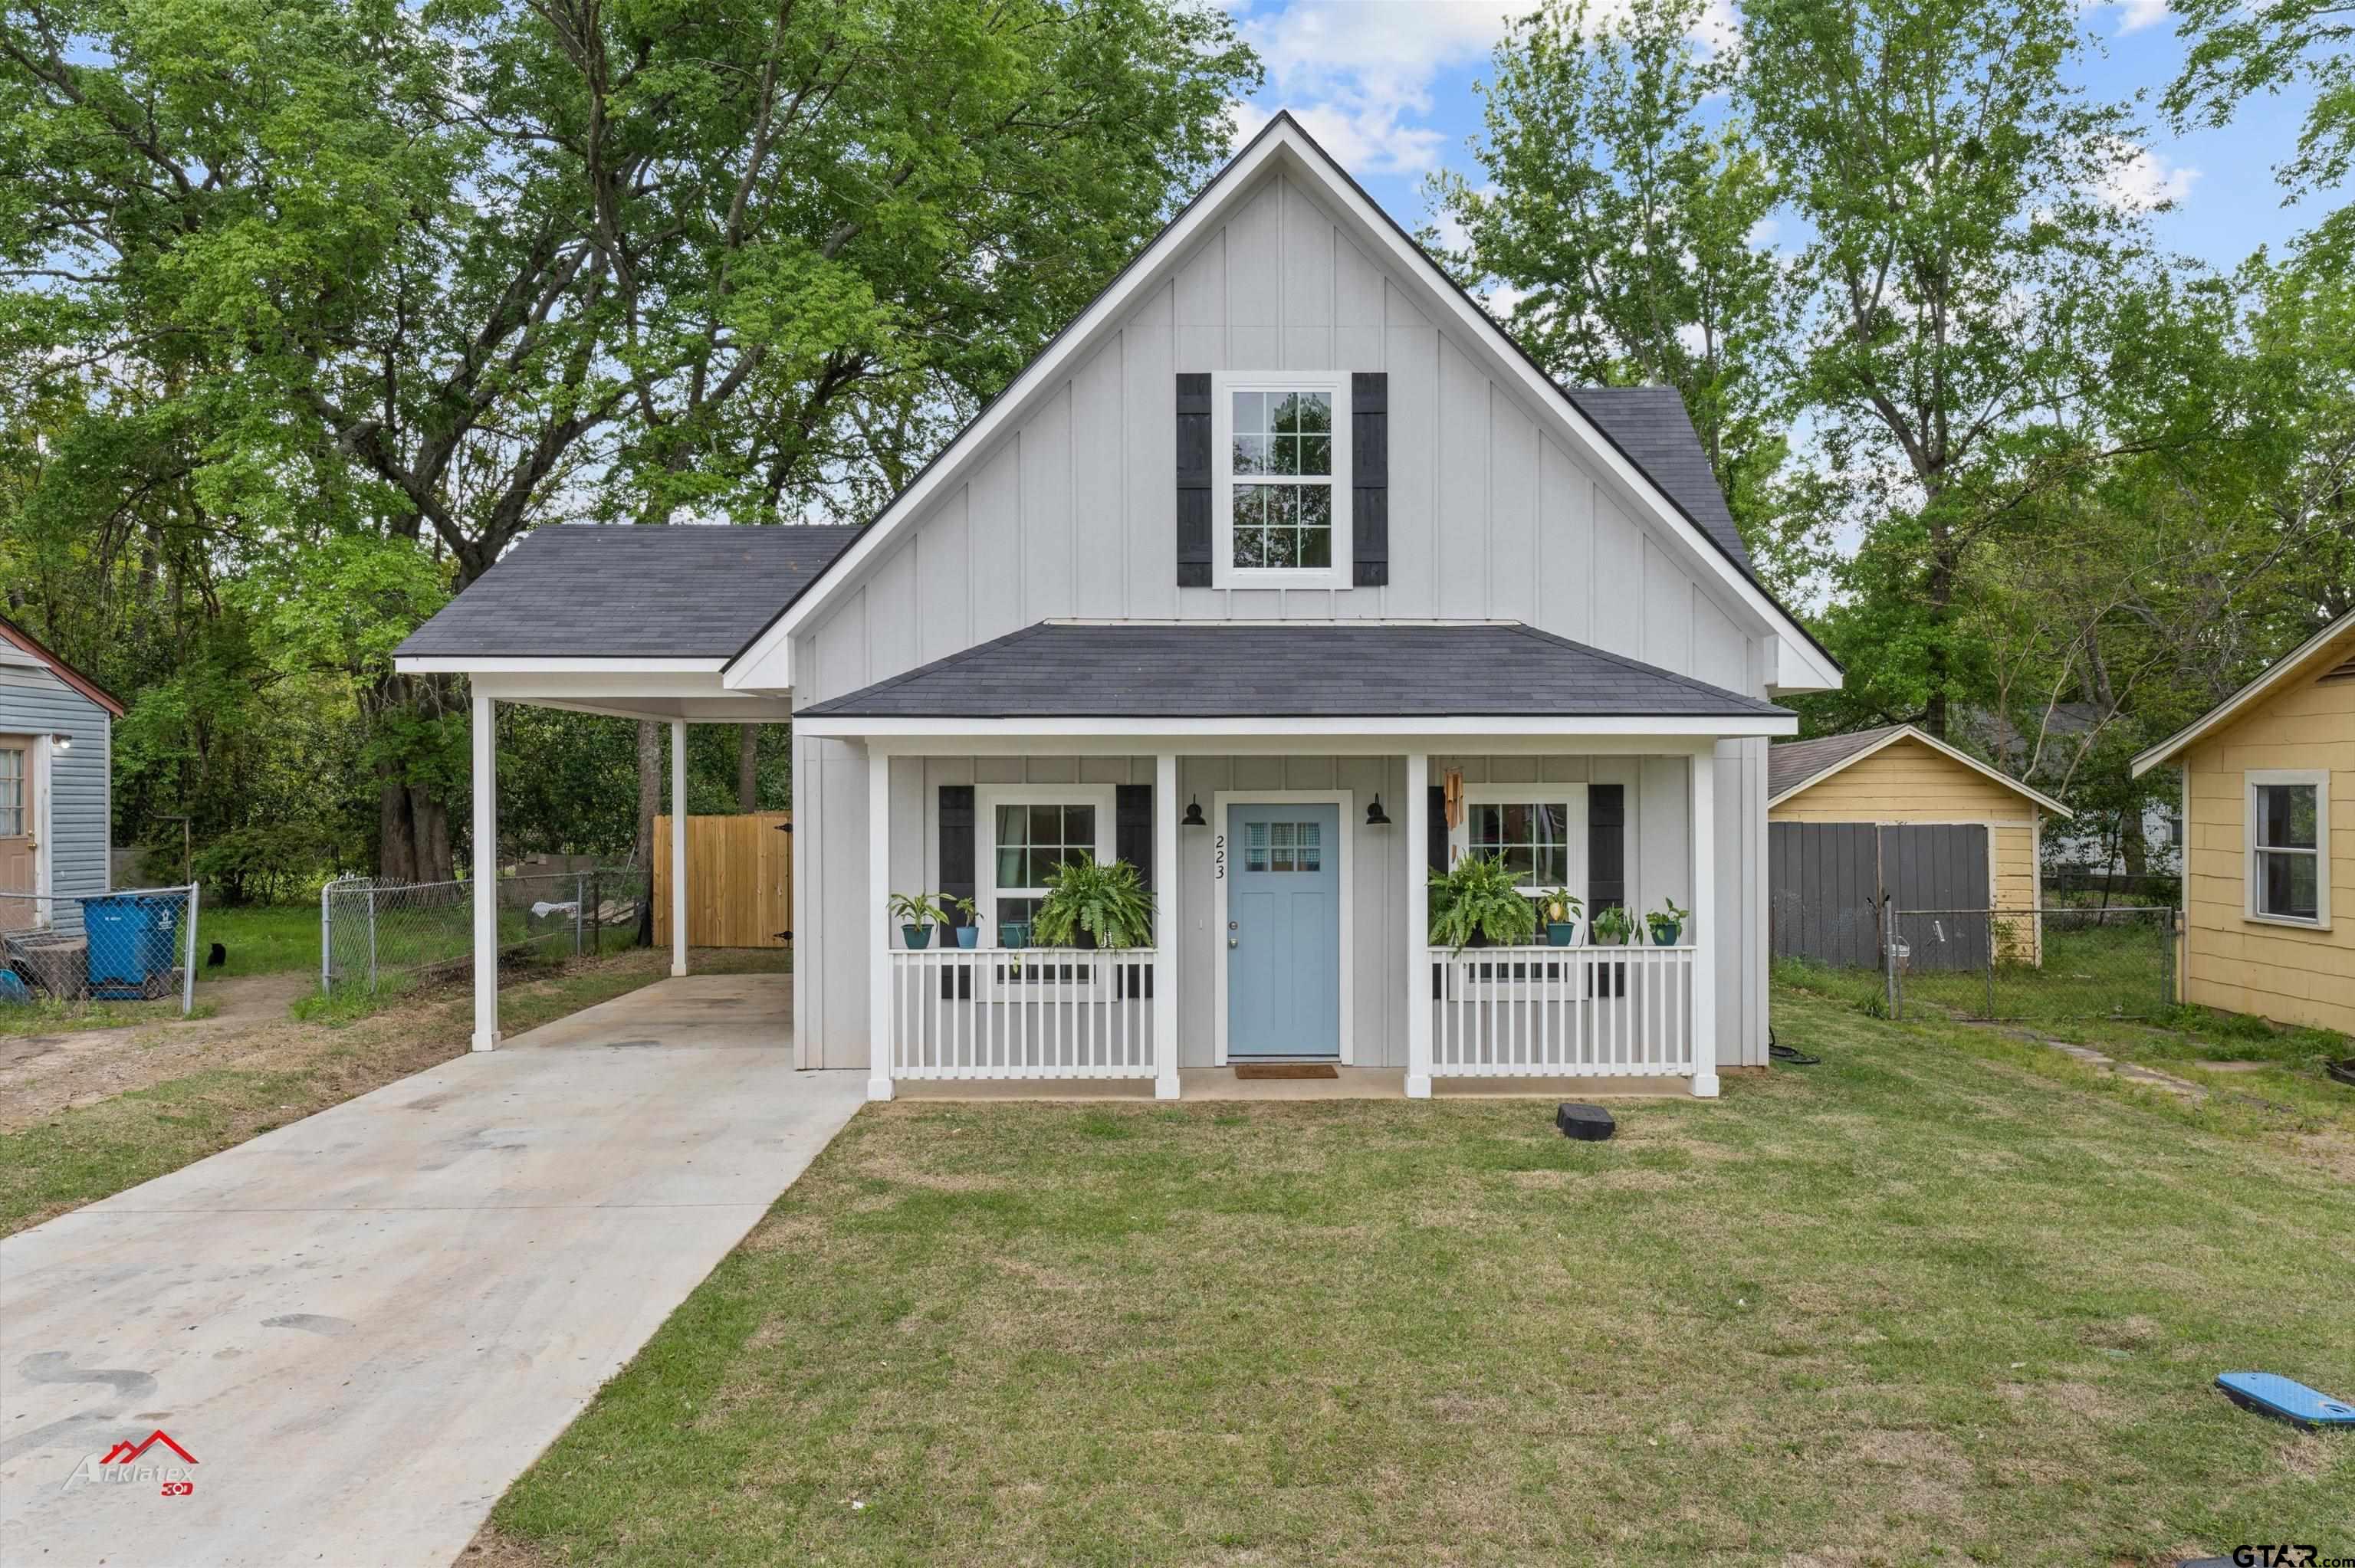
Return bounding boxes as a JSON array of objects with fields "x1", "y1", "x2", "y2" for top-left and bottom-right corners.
[{"x1": 1226, "y1": 803, "x2": 1341, "y2": 1059}]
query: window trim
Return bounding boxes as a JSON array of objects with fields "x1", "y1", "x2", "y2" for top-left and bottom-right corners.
[
  {"x1": 1447, "y1": 783, "x2": 1591, "y2": 906},
  {"x1": 976, "y1": 783, "x2": 1118, "y2": 950},
  {"x1": 1210, "y1": 370, "x2": 1352, "y2": 590},
  {"x1": 2244, "y1": 769, "x2": 2330, "y2": 930}
]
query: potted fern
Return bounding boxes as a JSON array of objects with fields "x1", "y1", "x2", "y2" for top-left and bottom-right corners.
[
  {"x1": 1591, "y1": 904, "x2": 1636, "y2": 946},
  {"x1": 1647, "y1": 898, "x2": 1688, "y2": 946},
  {"x1": 1429, "y1": 855, "x2": 1539, "y2": 952},
  {"x1": 1542, "y1": 891, "x2": 1585, "y2": 947},
  {"x1": 1032, "y1": 855, "x2": 1156, "y2": 949},
  {"x1": 887, "y1": 891, "x2": 951, "y2": 950}
]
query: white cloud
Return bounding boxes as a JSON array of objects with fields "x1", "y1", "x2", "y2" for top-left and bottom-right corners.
[
  {"x1": 2114, "y1": 0, "x2": 2168, "y2": 33},
  {"x1": 2101, "y1": 147, "x2": 2199, "y2": 211}
]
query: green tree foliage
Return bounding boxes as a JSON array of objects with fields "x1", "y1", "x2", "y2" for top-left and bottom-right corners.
[
  {"x1": 0, "y1": 0, "x2": 1256, "y2": 888},
  {"x1": 2166, "y1": 0, "x2": 2355, "y2": 262},
  {"x1": 1433, "y1": 0, "x2": 1787, "y2": 553}
]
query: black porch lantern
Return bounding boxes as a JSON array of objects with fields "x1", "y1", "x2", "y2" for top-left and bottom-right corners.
[
  {"x1": 1181, "y1": 795, "x2": 1207, "y2": 828},
  {"x1": 1365, "y1": 794, "x2": 1391, "y2": 826}
]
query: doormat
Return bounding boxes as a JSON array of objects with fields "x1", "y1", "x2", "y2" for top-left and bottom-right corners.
[{"x1": 1235, "y1": 1063, "x2": 1339, "y2": 1080}]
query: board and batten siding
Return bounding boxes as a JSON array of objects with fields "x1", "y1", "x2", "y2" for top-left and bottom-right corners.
[
  {"x1": 2177, "y1": 626, "x2": 2355, "y2": 1034},
  {"x1": 1768, "y1": 736, "x2": 2042, "y2": 922},
  {"x1": 0, "y1": 659, "x2": 113, "y2": 932},
  {"x1": 790, "y1": 166, "x2": 1778, "y2": 1074}
]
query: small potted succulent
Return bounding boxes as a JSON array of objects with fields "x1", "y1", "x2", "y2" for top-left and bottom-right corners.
[
  {"x1": 887, "y1": 891, "x2": 951, "y2": 950},
  {"x1": 1590, "y1": 904, "x2": 1636, "y2": 946},
  {"x1": 951, "y1": 896, "x2": 983, "y2": 949},
  {"x1": 1542, "y1": 891, "x2": 1585, "y2": 948},
  {"x1": 1647, "y1": 898, "x2": 1688, "y2": 946}
]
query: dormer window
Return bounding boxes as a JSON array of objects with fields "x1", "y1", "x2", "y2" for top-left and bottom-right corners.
[{"x1": 1213, "y1": 372, "x2": 1351, "y2": 588}]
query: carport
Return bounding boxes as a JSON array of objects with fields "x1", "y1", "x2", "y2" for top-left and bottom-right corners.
[{"x1": 392, "y1": 524, "x2": 856, "y2": 1051}]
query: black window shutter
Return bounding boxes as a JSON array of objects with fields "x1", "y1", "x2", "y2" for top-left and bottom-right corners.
[
  {"x1": 1352, "y1": 372, "x2": 1388, "y2": 586},
  {"x1": 1588, "y1": 784, "x2": 1625, "y2": 913},
  {"x1": 938, "y1": 786, "x2": 975, "y2": 1000},
  {"x1": 1176, "y1": 374, "x2": 1213, "y2": 586},
  {"x1": 1115, "y1": 784, "x2": 1152, "y2": 888},
  {"x1": 1427, "y1": 785, "x2": 1449, "y2": 875}
]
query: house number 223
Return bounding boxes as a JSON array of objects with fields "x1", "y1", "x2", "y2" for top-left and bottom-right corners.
[{"x1": 1214, "y1": 832, "x2": 1226, "y2": 881}]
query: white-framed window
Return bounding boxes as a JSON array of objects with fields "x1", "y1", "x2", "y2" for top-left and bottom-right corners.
[
  {"x1": 977, "y1": 784, "x2": 1117, "y2": 950},
  {"x1": 0, "y1": 743, "x2": 24, "y2": 838},
  {"x1": 2245, "y1": 769, "x2": 2329, "y2": 928},
  {"x1": 1211, "y1": 371, "x2": 1351, "y2": 589},
  {"x1": 1447, "y1": 785, "x2": 1589, "y2": 903}
]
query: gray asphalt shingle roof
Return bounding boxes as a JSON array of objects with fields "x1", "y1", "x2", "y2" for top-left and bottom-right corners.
[
  {"x1": 394, "y1": 524, "x2": 861, "y2": 659},
  {"x1": 1565, "y1": 387, "x2": 1755, "y2": 576},
  {"x1": 797, "y1": 622, "x2": 1792, "y2": 720},
  {"x1": 1768, "y1": 724, "x2": 1908, "y2": 799}
]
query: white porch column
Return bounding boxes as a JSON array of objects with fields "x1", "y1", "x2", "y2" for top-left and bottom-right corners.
[
  {"x1": 1689, "y1": 746, "x2": 1720, "y2": 1097},
  {"x1": 470, "y1": 694, "x2": 500, "y2": 1052},
  {"x1": 866, "y1": 745, "x2": 894, "y2": 1101},
  {"x1": 1404, "y1": 752, "x2": 1431, "y2": 1099},
  {"x1": 1154, "y1": 752, "x2": 1181, "y2": 1100},
  {"x1": 669, "y1": 720, "x2": 690, "y2": 977}
]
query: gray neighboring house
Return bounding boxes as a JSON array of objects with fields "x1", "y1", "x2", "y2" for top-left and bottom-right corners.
[
  {"x1": 0, "y1": 615, "x2": 123, "y2": 935},
  {"x1": 397, "y1": 114, "x2": 1844, "y2": 1097}
]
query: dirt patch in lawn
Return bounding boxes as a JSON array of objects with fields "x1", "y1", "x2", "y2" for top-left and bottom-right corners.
[{"x1": 0, "y1": 972, "x2": 314, "y2": 1130}]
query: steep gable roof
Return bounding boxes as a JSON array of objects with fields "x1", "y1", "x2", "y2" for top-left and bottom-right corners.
[
  {"x1": 0, "y1": 615, "x2": 125, "y2": 716},
  {"x1": 2132, "y1": 607, "x2": 2355, "y2": 776},
  {"x1": 727, "y1": 111, "x2": 1840, "y2": 693}
]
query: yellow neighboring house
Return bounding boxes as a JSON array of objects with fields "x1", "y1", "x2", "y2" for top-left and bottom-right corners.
[
  {"x1": 1769, "y1": 723, "x2": 2071, "y2": 965},
  {"x1": 2133, "y1": 608, "x2": 2355, "y2": 1035}
]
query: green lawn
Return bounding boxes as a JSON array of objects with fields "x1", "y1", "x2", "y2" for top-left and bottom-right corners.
[
  {"x1": 193, "y1": 901, "x2": 327, "y2": 977},
  {"x1": 1776, "y1": 919, "x2": 2179, "y2": 1023},
  {"x1": 486, "y1": 988, "x2": 2353, "y2": 1567}
]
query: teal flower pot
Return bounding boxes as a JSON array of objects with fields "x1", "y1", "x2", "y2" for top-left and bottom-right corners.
[
  {"x1": 954, "y1": 925, "x2": 980, "y2": 950},
  {"x1": 901, "y1": 923, "x2": 931, "y2": 950}
]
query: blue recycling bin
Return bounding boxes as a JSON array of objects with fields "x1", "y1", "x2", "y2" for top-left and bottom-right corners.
[{"x1": 85, "y1": 893, "x2": 179, "y2": 999}]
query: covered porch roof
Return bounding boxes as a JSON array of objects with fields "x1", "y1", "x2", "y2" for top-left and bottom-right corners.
[{"x1": 794, "y1": 621, "x2": 1796, "y2": 744}]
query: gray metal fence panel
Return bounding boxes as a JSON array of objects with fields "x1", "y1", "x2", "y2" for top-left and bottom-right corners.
[
  {"x1": 320, "y1": 868, "x2": 646, "y2": 996},
  {"x1": 1882, "y1": 825, "x2": 1990, "y2": 973},
  {"x1": 1769, "y1": 821, "x2": 1884, "y2": 968},
  {"x1": 0, "y1": 884, "x2": 202, "y2": 1015}
]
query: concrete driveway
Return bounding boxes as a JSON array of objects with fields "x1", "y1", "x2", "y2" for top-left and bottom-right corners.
[{"x1": 0, "y1": 973, "x2": 862, "y2": 1568}]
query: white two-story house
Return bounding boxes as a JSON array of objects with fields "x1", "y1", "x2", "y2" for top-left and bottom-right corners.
[{"x1": 397, "y1": 114, "x2": 1842, "y2": 1100}]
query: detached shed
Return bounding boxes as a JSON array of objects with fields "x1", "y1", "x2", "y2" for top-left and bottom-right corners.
[{"x1": 1768, "y1": 724, "x2": 2069, "y2": 969}]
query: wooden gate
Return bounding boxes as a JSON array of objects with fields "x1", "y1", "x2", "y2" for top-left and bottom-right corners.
[{"x1": 654, "y1": 811, "x2": 792, "y2": 949}]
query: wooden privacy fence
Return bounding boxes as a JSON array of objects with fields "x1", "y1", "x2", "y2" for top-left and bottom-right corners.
[{"x1": 653, "y1": 811, "x2": 792, "y2": 949}]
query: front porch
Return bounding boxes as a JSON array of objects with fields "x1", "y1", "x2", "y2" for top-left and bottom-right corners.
[{"x1": 810, "y1": 735, "x2": 1752, "y2": 1104}]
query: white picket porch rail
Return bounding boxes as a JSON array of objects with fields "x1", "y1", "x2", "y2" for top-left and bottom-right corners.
[
  {"x1": 886, "y1": 948, "x2": 1161, "y2": 1081},
  {"x1": 1427, "y1": 944, "x2": 1696, "y2": 1078}
]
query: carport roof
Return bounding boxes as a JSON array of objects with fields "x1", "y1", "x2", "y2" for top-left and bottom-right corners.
[
  {"x1": 395, "y1": 523, "x2": 860, "y2": 661},
  {"x1": 796, "y1": 622, "x2": 1794, "y2": 721}
]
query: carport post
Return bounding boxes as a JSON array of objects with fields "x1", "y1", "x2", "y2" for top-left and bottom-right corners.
[
  {"x1": 1405, "y1": 752, "x2": 1432, "y2": 1099},
  {"x1": 1154, "y1": 752, "x2": 1180, "y2": 1100},
  {"x1": 1688, "y1": 746, "x2": 1719, "y2": 1098},
  {"x1": 471, "y1": 693, "x2": 500, "y2": 1051},
  {"x1": 670, "y1": 719, "x2": 688, "y2": 978}
]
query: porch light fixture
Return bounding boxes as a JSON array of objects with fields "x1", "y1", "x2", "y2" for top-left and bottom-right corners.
[
  {"x1": 1181, "y1": 795, "x2": 1206, "y2": 828},
  {"x1": 1365, "y1": 794, "x2": 1391, "y2": 826},
  {"x1": 52, "y1": 733, "x2": 71, "y2": 751}
]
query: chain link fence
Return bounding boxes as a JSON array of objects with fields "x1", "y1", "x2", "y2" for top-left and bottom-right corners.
[
  {"x1": 1, "y1": 885, "x2": 202, "y2": 1015},
  {"x1": 1775, "y1": 899, "x2": 2179, "y2": 1022},
  {"x1": 319, "y1": 868, "x2": 647, "y2": 998}
]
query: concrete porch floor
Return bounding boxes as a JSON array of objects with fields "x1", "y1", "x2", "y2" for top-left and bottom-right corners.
[{"x1": 892, "y1": 1067, "x2": 1699, "y2": 1102}]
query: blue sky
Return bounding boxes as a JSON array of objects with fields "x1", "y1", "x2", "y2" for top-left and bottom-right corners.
[{"x1": 1219, "y1": 0, "x2": 2336, "y2": 277}]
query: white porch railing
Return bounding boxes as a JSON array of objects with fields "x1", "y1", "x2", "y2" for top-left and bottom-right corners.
[
  {"x1": 1427, "y1": 944, "x2": 1696, "y2": 1077},
  {"x1": 887, "y1": 948, "x2": 1161, "y2": 1080}
]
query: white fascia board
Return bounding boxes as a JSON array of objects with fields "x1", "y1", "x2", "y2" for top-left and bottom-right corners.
[
  {"x1": 468, "y1": 669, "x2": 773, "y2": 704},
  {"x1": 1768, "y1": 723, "x2": 2072, "y2": 818},
  {"x1": 798, "y1": 713, "x2": 1795, "y2": 742},
  {"x1": 721, "y1": 630, "x2": 792, "y2": 691},
  {"x1": 2131, "y1": 607, "x2": 2355, "y2": 776},
  {"x1": 728, "y1": 117, "x2": 1834, "y2": 688},
  {"x1": 398, "y1": 656, "x2": 728, "y2": 675}
]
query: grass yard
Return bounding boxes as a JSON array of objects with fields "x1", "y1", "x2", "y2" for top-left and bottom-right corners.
[
  {"x1": 195, "y1": 901, "x2": 328, "y2": 977},
  {"x1": 1775, "y1": 918, "x2": 2179, "y2": 1025},
  {"x1": 484, "y1": 988, "x2": 2353, "y2": 1567},
  {"x1": 0, "y1": 946, "x2": 792, "y2": 1234}
]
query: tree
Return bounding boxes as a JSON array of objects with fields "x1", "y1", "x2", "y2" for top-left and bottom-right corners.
[
  {"x1": 1739, "y1": 0, "x2": 2163, "y2": 738},
  {"x1": 0, "y1": 0, "x2": 1256, "y2": 875},
  {"x1": 1433, "y1": 0, "x2": 1788, "y2": 546},
  {"x1": 2166, "y1": 0, "x2": 2355, "y2": 261}
]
